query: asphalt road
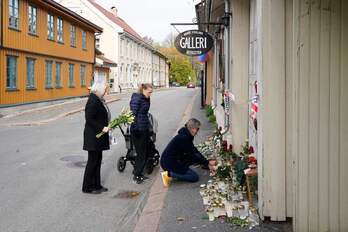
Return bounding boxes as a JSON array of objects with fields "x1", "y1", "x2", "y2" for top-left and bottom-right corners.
[{"x1": 0, "y1": 88, "x2": 198, "y2": 232}]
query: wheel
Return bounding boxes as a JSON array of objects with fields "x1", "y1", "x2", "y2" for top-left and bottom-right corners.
[
  {"x1": 117, "y1": 156, "x2": 126, "y2": 172},
  {"x1": 153, "y1": 155, "x2": 160, "y2": 167},
  {"x1": 145, "y1": 161, "x2": 154, "y2": 175}
]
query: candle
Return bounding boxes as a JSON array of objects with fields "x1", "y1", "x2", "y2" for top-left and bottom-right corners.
[{"x1": 206, "y1": 207, "x2": 215, "y2": 221}]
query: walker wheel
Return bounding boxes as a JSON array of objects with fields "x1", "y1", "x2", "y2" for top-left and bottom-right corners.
[
  {"x1": 117, "y1": 156, "x2": 126, "y2": 172},
  {"x1": 153, "y1": 155, "x2": 160, "y2": 167},
  {"x1": 145, "y1": 162, "x2": 154, "y2": 175}
]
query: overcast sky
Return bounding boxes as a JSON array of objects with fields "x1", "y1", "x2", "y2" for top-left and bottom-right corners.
[{"x1": 97, "y1": 0, "x2": 199, "y2": 43}]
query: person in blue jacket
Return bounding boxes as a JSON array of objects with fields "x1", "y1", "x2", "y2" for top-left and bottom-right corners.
[
  {"x1": 160, "y1": 118, "x2": 216, "y2": 184},
  {"x1": 130, "y1": 83, "x2": 153, "y2": 184}
]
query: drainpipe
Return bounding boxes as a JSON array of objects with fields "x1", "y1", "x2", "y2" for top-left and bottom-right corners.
[
  {"x1": 212, "y1": 35, "x2": 218, "y2": 109},
  {"x1": 1, "y1": 0, "x2": 3, "y2": 47},
  {"x1": 222, "y1": 0, "x2": 231, "y2": 134}
]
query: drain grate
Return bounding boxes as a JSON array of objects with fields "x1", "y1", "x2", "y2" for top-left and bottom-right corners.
[{"x1": 113, "y1": 190, "x2": 140, "y2": 199}]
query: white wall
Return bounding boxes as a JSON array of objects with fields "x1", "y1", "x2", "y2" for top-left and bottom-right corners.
[{"x1": 291, "y1": 0, "x2": 348, "y2": 231}]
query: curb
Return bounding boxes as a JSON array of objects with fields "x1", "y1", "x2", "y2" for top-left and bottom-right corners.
[
  {"x1": 9, "y1": 97, "x2": 121, "y2": 126},
  {"x1": 133, "y1": 91, "x2": 199, "y2": 232}
]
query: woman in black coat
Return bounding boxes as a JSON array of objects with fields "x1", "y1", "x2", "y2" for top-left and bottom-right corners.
[
  {"x1": 82, "y1": 82, "x2": 111, "y2": 194},
  {"x1": 130, "y1": 83, "x2": 153, "y2": 184}
]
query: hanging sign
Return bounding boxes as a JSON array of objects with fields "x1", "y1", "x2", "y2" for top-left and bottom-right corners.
[{"x1": 175, "y1": 30, "x2": 214, "y2": 56}]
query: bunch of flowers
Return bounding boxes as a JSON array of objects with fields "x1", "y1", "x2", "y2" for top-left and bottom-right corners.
[{"x1": 96, "y1": 108, "x2": 135, "y2": 138}]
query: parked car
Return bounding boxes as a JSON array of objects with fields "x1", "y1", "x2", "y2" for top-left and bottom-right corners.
[
  {"x1": 170, "y1": 82, "x2": 181, "y2": 87},
  {"x1": 186, "y1": 83, "x2": 195, "y2": 88}
]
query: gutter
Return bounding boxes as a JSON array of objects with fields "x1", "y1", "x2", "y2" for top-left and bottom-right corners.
[{"x1": 221, "y1": 0, "x2": 231, "y2": 135}]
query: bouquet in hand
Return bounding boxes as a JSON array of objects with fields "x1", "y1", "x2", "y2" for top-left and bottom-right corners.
[{"x1": 96, "y1": 108, "x2": 135, "y2": 138}]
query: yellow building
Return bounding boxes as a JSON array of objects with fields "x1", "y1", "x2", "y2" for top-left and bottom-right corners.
[{"x1": 0, "y1": 0, "x2": 102, "y2": 106}]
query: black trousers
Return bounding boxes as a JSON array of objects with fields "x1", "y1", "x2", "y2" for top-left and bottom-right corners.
[
  {"x1": 82, "y1": 151, "x2": 103, "y2": 191},
  {"x1": 131, "y1": 130, "x2": 149, "y2": 177}
]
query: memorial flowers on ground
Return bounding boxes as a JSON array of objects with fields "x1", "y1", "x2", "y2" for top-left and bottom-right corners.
[{"x1": 197, "y1": 129, "x2": 260, "y2": 229}]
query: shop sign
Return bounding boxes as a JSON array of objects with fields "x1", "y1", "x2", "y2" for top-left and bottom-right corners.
[{"x1": 175, "y1": 30, "x2": 214, "y2": 56}]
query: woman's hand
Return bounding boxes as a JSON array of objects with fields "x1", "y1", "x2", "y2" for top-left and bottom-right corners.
[{"x1": 102, "y1": 127, "x2": 110, "y2": 133}]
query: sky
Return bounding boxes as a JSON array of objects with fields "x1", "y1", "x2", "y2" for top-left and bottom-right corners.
[{"x1": 97, "y1": 0, "x2": 199, "y2": 43}]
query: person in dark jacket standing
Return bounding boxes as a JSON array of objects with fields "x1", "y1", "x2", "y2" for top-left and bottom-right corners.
[
  {"x1": 160, "y1": 118, "x2": 216, "y2": 186},
  {"x1": 82, "y1": 82, "x2": 111, "y2": 194},
  {"x1": 130, "y1": 83, "x2": 153, "y2": 184}
]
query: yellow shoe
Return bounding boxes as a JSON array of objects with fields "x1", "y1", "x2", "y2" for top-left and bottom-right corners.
[{"x1": 161, "y1": 171, "x2": 172, "y2": 187}]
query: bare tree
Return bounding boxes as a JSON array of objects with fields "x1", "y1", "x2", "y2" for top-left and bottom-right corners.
[{"x1": 162, "y1": 32, "x2": 178, "y2": 48}]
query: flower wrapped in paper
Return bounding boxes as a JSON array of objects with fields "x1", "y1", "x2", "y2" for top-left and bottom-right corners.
[{"x1": 96, "y1": 108, "x2": 135, "y2": 138}]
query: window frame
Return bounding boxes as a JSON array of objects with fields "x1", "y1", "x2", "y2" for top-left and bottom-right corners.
[
  {"x1": 70, "y1": 25, "x2": 76, "y2": 47},
  {"x1": 28, "y1": 5, "x2": 37, "y2": 35},
  {"x1": 82, "y1": 30, "x2": 87, "y2": 50},
  {"x1": 8, "y1": 0, "x2": 19, "y2": 29},
  {"x1": 47, "y1": 13, "x2": 54, "y2": 41},
  {"x1": 26, "y1": 57, "x2": 36, "y2": 89},
  {"x1": 6, "y1": 55, "x2": 18, "y2": 90},
  {"x1": 45, "y1": 60, "x2": 53, "y2": 88},
  {"x1": 55, "y1": 62, "x2": 62, "y2": 88},
  {"x1": 69, "y1": 63, "x2": 75, "y2": 87},
  {"x1": 80, "y1": 65, "x2": 86, "y2": 87},
  {"x1": 57, "y1": 18, "x2": 64, "y2": 43}
]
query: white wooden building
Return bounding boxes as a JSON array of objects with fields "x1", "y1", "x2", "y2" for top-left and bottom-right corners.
[
  {"x1": 197, "y1": 0, "x2": 348, "y2": 231},
  {"x1": 58, "y1": 0, "x2": 169, "y2": 91}
]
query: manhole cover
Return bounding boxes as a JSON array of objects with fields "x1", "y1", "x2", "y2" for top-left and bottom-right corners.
[
  {"x1": 60, "y1": 155, "x2": 84, "y2": 162},
  {"x1": 113, "y1": 190, "x2": 140, "y2": 199}
]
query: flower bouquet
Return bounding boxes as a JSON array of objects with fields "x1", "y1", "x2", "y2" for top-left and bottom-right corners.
[{"x1": 96, "y1": 108, "x2": 135, "y2": 138}]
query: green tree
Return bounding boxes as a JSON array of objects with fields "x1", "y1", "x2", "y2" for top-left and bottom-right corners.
[{"x1": 159, "y1": 46, "x2": 197, "y2": 85}]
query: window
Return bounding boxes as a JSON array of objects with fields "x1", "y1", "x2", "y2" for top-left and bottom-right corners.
[
  {"x1": 6, "y1": 56, "x2": 17, "y2": 89},
  {"x1": 70, "y1": 25, "x2": 76, "y2": 47},
  {"x1": 80, "y1": 65, "x2": 86, "y2": 86},
  {"x1": 95, "y1": 34, "x2": 100, "y2": 49},
  {"x1": 9, "y1": 0, "x2": 19, "y2": 29},
  {"x1": 26, "y1": 58, "x2": 35, "y2": 88},
  {"x1": 57, "y1": 18, "x2": 63, "y2": 43},
  {"x1": 28, "y1": 5, "x2": 37, "y2": 34},
  {"x1": 45, "y1": 61, "x2": 53, "y2": 88},
  {"x1": 82, "y1": 31, "x2": 87, "y2": 50},
  {"x1": 47, "y1": 14, "x2": 54, "y2": 40},
  {"x1": 55, "y1": 62, "x2": 62, "y2": 88},
  {"x1": 69, "y1": 63, "x2": 75, "y2": 87}
]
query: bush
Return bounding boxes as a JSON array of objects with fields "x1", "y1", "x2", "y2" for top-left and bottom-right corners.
[
  {"x1": 208, "y1": 114, "x2": 216, "y2": 124},
  {"x1": 205, "y1": 105, "x2": 214, "y2": 117}
]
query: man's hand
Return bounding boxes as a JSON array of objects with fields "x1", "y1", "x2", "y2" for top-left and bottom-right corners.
[{"x1": 208, "y1": 159, "x2": 217, "y2": 172}]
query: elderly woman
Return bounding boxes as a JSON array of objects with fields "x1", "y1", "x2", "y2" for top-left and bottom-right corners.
[
  {"x1": 130, "y1": 83, "x2": 153, "y2": 184},
  {"x1": 82, "y1": 82, "x2": 110, "y2": 194}
]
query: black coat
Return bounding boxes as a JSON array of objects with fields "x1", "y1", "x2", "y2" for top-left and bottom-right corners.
[
  {"x1": 130, "y1": 93, "x2": 150, "y2": 131},
  {"x1": 83, "y1": 93, "x2": 110, "y2": 151},
  {"x1": 160, "y1": 127, "x2": 208, "y2": 174}
]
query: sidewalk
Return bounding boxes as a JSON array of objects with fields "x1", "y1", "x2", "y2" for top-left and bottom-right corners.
[
  {"x1": 157, "y1": 96, "x2": 293, "y2": 232},
  {"x1": 0, "y1": 88, "x2": 171, "y2": 126}
]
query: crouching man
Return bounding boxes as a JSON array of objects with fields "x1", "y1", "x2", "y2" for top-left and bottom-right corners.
[{"x1": 160, "y1": 118, "x2": 216, "y2": 186}]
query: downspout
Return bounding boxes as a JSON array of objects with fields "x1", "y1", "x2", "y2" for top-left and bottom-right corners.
[
  {"x1": 212, "y1": 35, "x2": 218, "y2": 109},
  {"x1": 0, "y1": 0, "x2": 3, "y2": 47},
  {"x1": 222, "y1": 0, "x2": 231, "y2": 134},
  {"x1": 151, "y1": 53, "x2": 154, "y2": 85},
  {"x1": 93, "y1": 33, "x2": 102, "y2": 86},
  {"x1": 158, "y1": 55, "x2": 160, "y2": 87}
]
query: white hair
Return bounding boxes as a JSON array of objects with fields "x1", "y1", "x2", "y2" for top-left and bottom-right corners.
[
  {"x1": 90, "y1": 81, "x2": 107, "y2": 96},
  {"x1": 186, "y1": 118, "x2": 201, "y2": 130}
]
